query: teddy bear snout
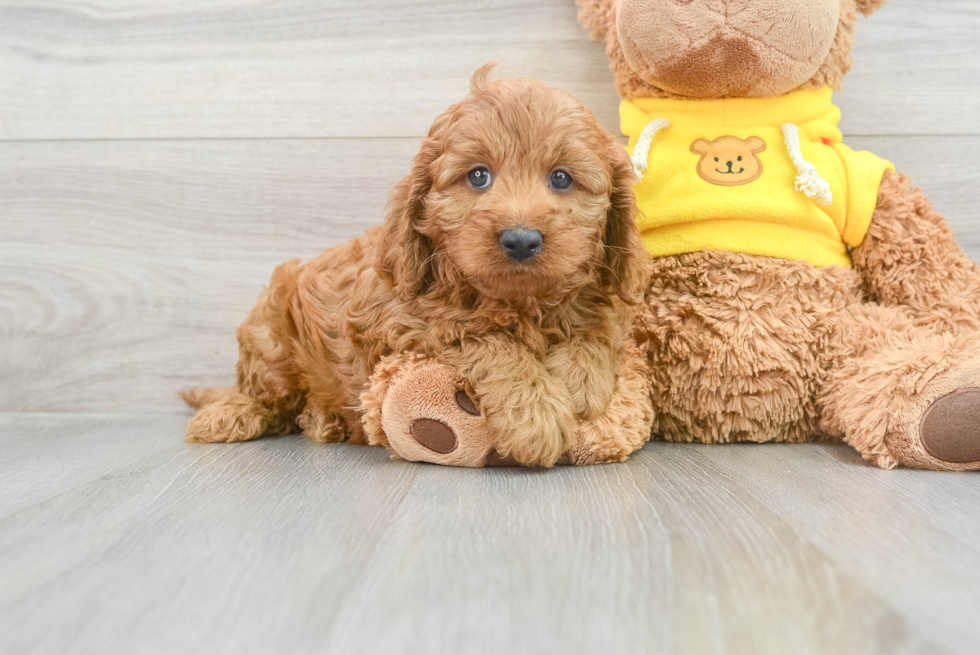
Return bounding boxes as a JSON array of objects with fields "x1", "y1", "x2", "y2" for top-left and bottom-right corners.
[{"x1": 615, "y1": 0, "x2": 840, "y2": 98}]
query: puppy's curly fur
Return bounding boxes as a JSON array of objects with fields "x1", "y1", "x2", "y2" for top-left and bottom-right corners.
[{"x1": 182, "y1": 64, "x2": 649, "y2": 466}]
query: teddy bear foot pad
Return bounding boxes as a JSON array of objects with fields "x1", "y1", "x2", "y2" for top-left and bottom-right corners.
[{"x1": 919, "y1": 388, "x2": 980, "y2": 464}]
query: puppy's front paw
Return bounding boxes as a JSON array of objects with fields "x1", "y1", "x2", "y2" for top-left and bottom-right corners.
[
  {"x1": 545, "y1": 342, "x2": 616, "y2": 419},
  {"x1": 566, "y1": 368, "x2": 615, "y2": 420},
  {"x1": 488, "y1": 378, "x2": 578, "y2": 467}
]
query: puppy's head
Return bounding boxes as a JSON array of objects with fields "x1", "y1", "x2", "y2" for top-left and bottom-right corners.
[{"x1": 377, "y1": 63, "x2": 647, "y2": 305}]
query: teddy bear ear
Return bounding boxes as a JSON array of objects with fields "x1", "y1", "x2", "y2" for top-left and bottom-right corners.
[
  {"x1": 690, "y1": 139, "x2": 711, "y2": 155},
  {"x1": 746, "y1": 137, "x2": 767, "y2": 153},
  {"x1": 577, "y1": 0, "x2": 616, "y2": 39},
  {"x1": 854, "y1": 0, "x2": 887, "y2": 17}
]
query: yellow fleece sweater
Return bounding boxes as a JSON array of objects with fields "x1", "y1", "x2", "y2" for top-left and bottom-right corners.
[{"x1": 621, "y1": 88, "x2": 894, "y2": 267}]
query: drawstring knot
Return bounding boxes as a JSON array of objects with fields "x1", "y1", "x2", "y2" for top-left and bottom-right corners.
[{"x1": 781, "y1": 123, "x2": 833, "y2": 205}]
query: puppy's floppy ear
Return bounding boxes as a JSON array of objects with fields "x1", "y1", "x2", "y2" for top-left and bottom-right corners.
[
  {"x1": 378, "y1": 65, "x2": 495, "y2": 300},
  {"x1": 376, "y1": 135, "x2": 441, "y2": 300},
  {"x1": 602, "y1": 141, "x2": 648, "y2": 304},
  {"x1": 854, "y1": 0, "x2": 887, "y2": 17}
]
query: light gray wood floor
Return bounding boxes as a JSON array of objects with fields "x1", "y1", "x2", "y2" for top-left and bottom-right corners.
[
  {"x1": 3, "y1": 1, "x2": 980, "y2": 653},
  {"x1": 6, "y1": 415, "x2": 980, "y2": 655}
]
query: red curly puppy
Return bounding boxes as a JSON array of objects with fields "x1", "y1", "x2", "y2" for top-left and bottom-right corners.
[{"x1": 183, "y1": 64, "x2": 652, "y2": 467}]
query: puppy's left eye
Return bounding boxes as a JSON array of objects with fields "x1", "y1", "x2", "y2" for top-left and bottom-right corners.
[{"x1": 550, "y1": 169, "x2": 573, "y2": 191}]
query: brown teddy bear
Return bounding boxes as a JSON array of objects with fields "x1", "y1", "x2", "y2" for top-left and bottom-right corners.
[
  {"x1": 574, "y1": 0, "x2": 980, "y2": 470},
  {"x1": 364, "y1": 0, "x2": 980, "y2": 471}
]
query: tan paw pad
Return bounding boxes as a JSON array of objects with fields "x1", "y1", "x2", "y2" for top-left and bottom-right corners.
[
  {"x1": 410, "y1": 418, "x2": 458, "y2": 455},
  {"x1": 920, "y1": 388, "x2": 980, "y2": 464}
]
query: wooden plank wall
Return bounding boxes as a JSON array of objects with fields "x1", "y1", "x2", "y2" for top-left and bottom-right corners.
[{"x1": 2, "y1": 0, "x2": 980, "y2": 412}]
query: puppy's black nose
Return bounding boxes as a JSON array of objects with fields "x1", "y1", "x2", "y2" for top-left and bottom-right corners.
[{"x1": 499, "y1": 228, "x2": 543, "y2": 262}]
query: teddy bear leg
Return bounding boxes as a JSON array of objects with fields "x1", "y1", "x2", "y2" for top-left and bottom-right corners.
[
  {"x1": 821, "y1": 304, "x2": 980, "y2": 471},
  {"x1": 566, "y1": 345, "x2": 654, "y2": 465},
  {"x1": 854, "y1": 170, "x2": 980, "y2": 331}
]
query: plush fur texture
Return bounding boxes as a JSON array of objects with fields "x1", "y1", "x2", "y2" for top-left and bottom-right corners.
[
  {"x1": 637, "y1": 250, "x2": 862, "y2": 446},
  {"x1": 183, "y1": 65, "x2": 652, "y2": 467},
  {"x1": 574, "y1": 0, "x2": 980, "y2": 471},
  {"x1": 635, "y1": 170, "x2": 980, "y2": 472}
]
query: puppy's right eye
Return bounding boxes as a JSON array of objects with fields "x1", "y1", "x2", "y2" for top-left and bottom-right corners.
[
  {"x1": 549, "y1": 169, "x2": 573, "y2": 191},
  {"x1": 467, "y1": 167, "x2": 492, "y2": 190}
]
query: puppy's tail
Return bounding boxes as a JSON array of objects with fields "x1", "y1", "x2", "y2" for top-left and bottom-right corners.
[{"x1": 179, "y1": 386, "x2": 236, "y2": 410}]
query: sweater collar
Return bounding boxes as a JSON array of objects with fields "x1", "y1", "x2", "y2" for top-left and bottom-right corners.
[{"x1": 621, "y1": 87, "x2": 839, "y2": 129}]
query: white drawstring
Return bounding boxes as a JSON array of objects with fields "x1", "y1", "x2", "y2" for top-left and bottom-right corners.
[
  {"x1": 630, "y1": 118, "x2": 671, "y2": 180},
  {"x1": 781, "y1": 123, "x2": 833, "y2": 205}
]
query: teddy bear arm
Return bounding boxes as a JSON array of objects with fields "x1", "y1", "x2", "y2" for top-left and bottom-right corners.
[
  {"x1": 852, "y1": 169, "x2": 980, "y2": 331},
  {"x1": 361, "y1": 352, "x2": 499, "y2": 467},
  {"x1": 576, "y1": 0, "x2": 615, "y2": 38}
]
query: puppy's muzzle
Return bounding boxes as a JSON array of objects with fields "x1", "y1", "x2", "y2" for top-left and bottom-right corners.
[{"x1": 499, "y1": 228, "x2": 542, "y2": 263}]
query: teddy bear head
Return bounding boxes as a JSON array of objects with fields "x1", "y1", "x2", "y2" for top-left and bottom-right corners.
[{"x1": 577, "y1": 0, "x2": 887, "y2": 99}]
